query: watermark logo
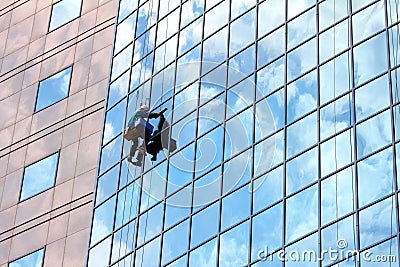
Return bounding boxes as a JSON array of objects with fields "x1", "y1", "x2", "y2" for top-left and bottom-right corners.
[
  {"x1": 124, "y1": 62, "x2": 276, "y2": 207},
  {"x1": 257, "y1": 239, "x2": 397, "y2": 263}
]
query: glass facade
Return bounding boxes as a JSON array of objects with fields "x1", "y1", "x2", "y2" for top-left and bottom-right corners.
[{"x1": 88, "y1": 0, "x2": 400, "y2": 266}]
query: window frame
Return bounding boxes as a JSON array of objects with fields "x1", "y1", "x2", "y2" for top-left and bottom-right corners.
[
  {"x1": 34, "y1": 65, "x2": 73, "y2": 113},
  {"x1": 48, "y1": 0, "x2": 83, "y2": 32},
  {"x1": 19, "y1": 151, "x2": 60, "y2": 202}
]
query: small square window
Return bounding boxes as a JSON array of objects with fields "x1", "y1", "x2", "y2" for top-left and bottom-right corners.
[
  {"x1": 49, "y1": 0, "x2": 82, "y2": 32},
  {"x1": 9, "y1": 247, "x2": 45, "y2": 267},
  {"x1": 20, "y1": 152, "x2": 59, "y2": 202},
  {"x1": 35, "y1": 66, "x2": 72, "y2": 112}
]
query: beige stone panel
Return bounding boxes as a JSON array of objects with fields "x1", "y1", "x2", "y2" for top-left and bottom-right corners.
[
  {"x1": 16, "y1": 84, "x2": 37, "y2": 122},
  {"x1": 0, "y1": 11, "x2": 12, "y2": 33},
  {"x1": 0, "y1": 178, "x2": 4, "y2": 209},
  {"x1": 69, "y1": 56, "x2": 91, "y2": 94},
  {"x1": 30, "y1": 99, "x2": 67, "y2": 133},
  {"x1": 0, "y1": 155, "x2": 9, "y2": 179},
  {"x1": 75, "y1": 35, "x2": 94, "y2": 61},
  {"x1": 81, "y1": 109, "x2": 103, "y2": 139},
  {"x1": 82, "y1": 0, "x2": 100, "y2": 16},
  {"x1": 0, "y1": 30, "x2": 8, "y2": 58},
  {"x1": 0, "y1": 169, "x2": 23, "y2": 211},
  {"x1": 79, "y1": 8, "x2": 97, "y2": 35},
  {"x1": 0, "y1": 46, "x2": 28, "y2": 75},
  {"x1": 66, "y1": 90, "x2": 86, "y2": 117},
  {"x1": 53, "y1": 179, "x2": 74, "y2": 209},
  {"x1": 36, "y1": 0, "x2": 53, "y2": 11},
  {"x1": 88, "y1": 45, "x2": 113, "y2": 86},
  {"x1": 61, "y1": 119, "x2": 82, "y2": 148},
  {"x1": 26, "y1": 36, "x2": 46, "y2": 62},
  {"x1": 67, "y1": 202, "x2": 92, "y2": 235},
  {"x1": 56, "y1": 142, "x2": 78, "y2": 184},
  {"x1": 39, "y1": 48, "x2": 75, "y2": 81},
  {"x1": 9, "y1": 222, "x2": 48, "y2": 262},
  {"x1": 31, "y1": 6, "x2": 51, "y2": 41},
  {"x1": 6, "y1": 146, "x2": 26, "y2": 175},
  {"x1": 0, "y1": 238, "x2": 11, "y2": 265},
  {"x1": 47, "y1": 213, "x2": 69, "y2": 244},
  {"x1": 72, "y1": 169, "x2": 96, "y2": 200},
  {"x1": 14, "y1": 188, "x2": 53, "y2": 225},
  {"x1": 21, "y1": 65, "x2": 41, "y2": 95},
  {"x1": 5, "y1": 16, "x2": 34, "y2": 56},
  {"x1": 25, "y1": 129, "x2": 63, "y2": 166},
  {"x1": 0, "y1": 72, "x2": 24, "y2": 101},
  {"x1": 44, "y1": 20, "x2": 79, "y2": 52},
  {"x1": 0, "y1": 205, "x2": 17, "y2": 237},
  {"x1": 0, "y1": 0, "x2": 13, "y2": 10},
  {"x1": 42, "y1": 238, "x2": 66, "y2": 267},
  {"x1": 85, "y1": 79, "x2": 107, "y2": 108},
  {"x1": 0, "y1": 125, "x2": 13, "y2": 151},
  {"x1": 96, "y1": 0, "x2": 118, "y2": 24},
  {"x1": 93, "y1": 25, "x2": 114, "y2": 53},
  {"x1": 75, "y1": 133, "x2": 101, "y2": 176},
  {"x1": 12, "y1": 117, "x2": 32, "y2": 148},
  {"x1": 63, "y1": 228, "x2": 90, "y2": 267},
  {"x1": 10, "y1": 0, "x2": 37, "y2": 26},
  {"x1": 0, "y1": 92, "x2": 19, "y2": 131}
]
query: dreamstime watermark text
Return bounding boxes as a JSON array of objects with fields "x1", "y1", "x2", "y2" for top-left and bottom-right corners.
[{"x1": 257, "y1": 239, "x2": 396, "y2": 263}]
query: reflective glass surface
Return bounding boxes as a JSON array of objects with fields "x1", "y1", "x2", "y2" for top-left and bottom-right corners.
[
  {"x1": 49, "y1": 0, "x2": 82, "y2": 31},
  {"x1": 9, "y1": 248, "x2": 45, "y2": 267},
  {"x1": 35, "y1": 67, "x2": 72, "y2": 112},
  {"x1": 20, "y1": 152, "x2": 59, "y2": 201},
  {"x1": 89, "y1": 0, "x2": 400, "y2": 266}
]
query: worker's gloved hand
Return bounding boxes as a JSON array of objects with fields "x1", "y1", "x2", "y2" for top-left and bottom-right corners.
[{"x1": 156, "y1": 107, "x2": 168, "y2": 115}]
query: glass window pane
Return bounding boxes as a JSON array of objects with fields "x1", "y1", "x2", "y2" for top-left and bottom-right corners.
[
  {"x1": 111, "y1": 44, "x2": 133, "y2": 81},
  {"x1": 257, "y1": 26, "x2": 285, "y2": 69},
  {"x1": 179, "y1": 17, "x2": 203, "y2": 55},
  {"x1": 286, "y1": 147, "x2": 318, "y2": 195},
  {"x1": 88, "y1": 237, "x2": 111, "y2": 267},
  {"x1": 198, "y1": 94, "x2": 225, "y2": 136},
  {"x1": 360, "y1": 238, "x2": 399, "y2": 266},
  {"x1": 319, "y1": 19, "x2": 349, "y2": 63},
  {"x1": 193, "y1": 167, "x2": 221, "y2": 209},
  {"x1": 35, "y1": 67, "x2": 72, "y2": 112},
  {"x1": 352, "y1": 1, "x2": 385, "y2": 44},
  {"x1": 231, "y1": 0, "x2": 255, "y2": 20},
  {"x1": 228, "y1": 45, "x2": 255, "y2": 87},
  {"x1": 96, "y1": 164, "x2": 119, "y2": 206},
  {"x1": 190, "y1": 202, "x2": 219, "y2": 248},
  {"x1": 355, "y1": 75, "x2": 390, "y2": 122},
  {"x1": 137, "y1": 203, "x2": 163, "y2": 245},
  {"x1": 164, "y1": 190, "x2": 191, "y2": 228},
  {"x1": 319, "y1": 52, "x2": 351, "y2": 105},
  {"x1": 285, "y1": 233, "x2": 318, "y2": 266},
  {"x1": 49, "y1": 0, "x2": 82, "y2": 31},
  {"x1": 114, "y1": 182, "x2": 140, "y2": 229},
  {"x1": 318, "y1": 0, "x2": 348, "y2": 31},
  {"x1": 20, "y1": 152, "x2": 59, "y2": 201},
  {"x1": 286, "y1": 112, "x2": 317, "y2": 158},
  {"x1": 288, "y1": 8, "x2": 316, "y2": 50},
  {"x1": 115, "y1": 12, "x2": 137, "y2": 54},
  {"x1": 221, "y1": 186, "x2": 251, "y2": 230},
  {"x1": 111, "y1": 219, "x2": 136, "y2": 263},
  {"x1": 254, "y1": 131, "x2": 282, "y2": 177},
  {"x1": 202, "y1": 27, "x2": 228, "y2": 66},
  {"x1": 353, "y1": 32, "x2": 387, "y2": 87},
  {"x1": 358, "y1": 148, "x2": 393, "y2": 207},
  {"x1": 251, "y1": 203, "x2": 282, "y2": 261},
  {"x1": 104, "y1": 99, "x2": 127, "y2": 145},
  {"x1": 285, "y1": 184, "x2": 318, "y2": 243},
  {"x1": 229, "y1": 9, "x2": 255, "y2": 56},
  {"x1": 108, "y1": 71, "x2": 130, "y2": 109},
  {"x1": 288, "y1": 38, "x2": 317, "y2": 82},
  {"x1": 258, "y1": 0, "x2": 285, "y2": 37},
  {"x1": 118, "y1": 0, "x2": 138, "y2": 22},
  {"x1": 321, "y1": 166, "x2": 356, "y2": 226},
  {"x1": 256, "y1": 57, "x2": 285, "y2": 100},
  {"x1": 162, "y1": 220, "x2": 189, "y2": 265},
  {"x1": 287, "y1": 0, "x2": 315, "y2": 19},
  {"x1": 253, "y1": 166, "x2": 283, "y2": 213},
  {"x1": 356, "y1": 110, "x2": 391, "y2": 158},
  {"x1": 359, "y1": 197, "x2": 397, "y2": 249},
  {"x1": 134, "y1": 236, "x2": 161, "y2": 267},
  {"x1": 321, "y1": 128, "x2": 354, "y2": 177},
  {"x1": 219, "y1": 221, "x2": 249, "y2": 267},
  {"x1": 189, "y1": 238, "x2": 217, "y2": 267},
  {"x1": 91, "y1": 196, "x2": 116, "y2": 246},
  {"x1": 9, "y1": 248, "x2": 45, "y2": 267},
  {"x1": 100, "y1": 135, "x2": 123, "y2": 174},
  {"x1": 167, "y1": 143, "x2": 195, "y2": 195},
  {"x1": 223, "y1": 149, "x2": 251, "y2": 193},
  {"x1": 286, "y1": 70, "x2": 317, "y2": 124},
  {"x1": 204, "y1": 1, "x2": 229, "y2": 38}
]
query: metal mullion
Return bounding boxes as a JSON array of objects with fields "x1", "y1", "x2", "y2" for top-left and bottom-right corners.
[
  {"x1": 282, "y1": 1, "x2": 289, "y2": 266},
  {"x1": 185, "y1": 0, "x2": 206, "y2": 265},
  {"x1": 347, "y1": 1, "x2": 362, "y2": 264},
  {"x1": 316, "y1": 0, "x2": 322, "y2": 264},
  {"x1": 384, "y1": 0, "x2": 400, "y2": 262},
  {"x1": 248, "y1": 0, "x2": 260, "y2": 264}
]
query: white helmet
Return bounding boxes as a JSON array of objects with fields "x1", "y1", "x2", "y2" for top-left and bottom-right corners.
[{"x1": 140, "y1": 105, "x2": 149, "y2": 111}]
